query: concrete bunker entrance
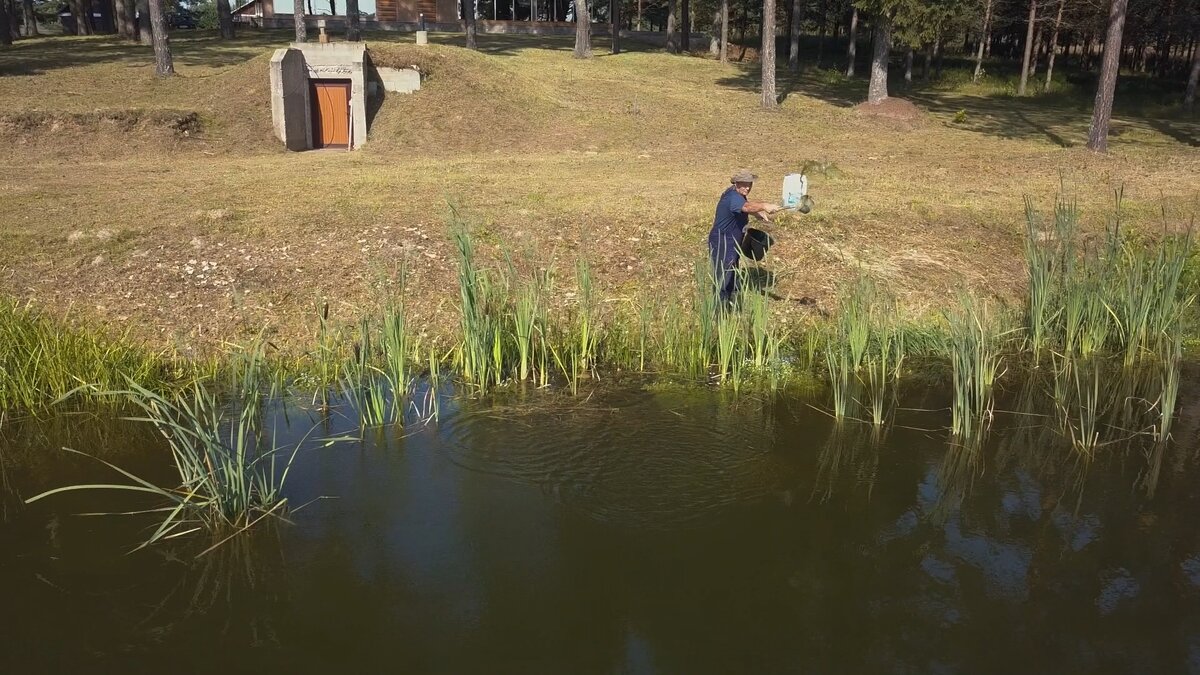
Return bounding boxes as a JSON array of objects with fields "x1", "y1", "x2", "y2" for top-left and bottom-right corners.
[
  {"x1": 270, "y1": 43, "x2": 368, "y2": 151},
  {"x1": 269, "y1": 42, "x2": 422, "y2": 152}
]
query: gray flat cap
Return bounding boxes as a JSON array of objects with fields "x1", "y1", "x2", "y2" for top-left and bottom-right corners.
[{"x1": 730, "y1": 169, "x2": 758, "y2": 183}]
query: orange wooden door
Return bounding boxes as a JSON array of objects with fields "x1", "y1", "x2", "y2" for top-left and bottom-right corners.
[{"x1": 311, "y1": 81, "x2": 350, "y2": 148}]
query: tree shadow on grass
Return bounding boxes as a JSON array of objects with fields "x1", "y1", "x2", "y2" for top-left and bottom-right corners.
[
  {"x1": 714, "y1": 62, "x2": 865, "y2": 109},
  {"x1": 0, "y1": 29, "x2": 291, "y2": 77},
  {"x1": 422, "y1": 31, "x2": 666, "y2": 57},
  {"x1": 1146, "y1": 118, "x2": 1200, "y2": 148}
]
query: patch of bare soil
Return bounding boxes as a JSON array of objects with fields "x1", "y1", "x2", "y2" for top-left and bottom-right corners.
[{"x1": 853, "y1": 97, "x2": 926, "y2": 125}]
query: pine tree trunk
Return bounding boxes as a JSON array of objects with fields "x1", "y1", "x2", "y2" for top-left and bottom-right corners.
[
  {"x1": 79, "y1": 0, "x2": 94, "y2": 34},
  {"x1": 218, "y1": 0, "x2": 234, "y2": 38},
  {"x1": 708, "y1": 14, "x2": 718, "y2": 54},
  {"x1": 69, "y1": 0, "x2": 85, "y2": 35},
  {"x1": 844, "y1": 7, "x2": 857, "y2": 76},
  {"x1": 934, "y1": 35, "x2": 943, "y2": 78},
  {"x1": 1156, "y1": 0, "x2": 1174, "y2": 76},
  {"x1": 346, "y1": 0, "x2": 359, "y2": 39},
  {"x1": 666, "y1": 0, "x2": 676, "y2": 52},
  {"x1": 637, "y1": 0, "x2": 642, "y2": 29},
  {"x1": 787, "y1": 0, "x2": 801, "y2": 70},
  {"x1": 815, "y1": 0, "x2": 825, "y2": 67},
  {"x1": 972, "y1": 0, "x2": 992, "y2": 82},
  {"x1": 1044, "y1": 0, "x2": 1064, "y2": 90},
  {"x1": 904, "y1": 44, "x2": 913, "y2": 84},
  {"x1": 137, "y1": 0, "x2": 152, "y2": 44},
  {"x1": 761, "y1": 0, "x2": 776, "y2": 107},
  {"x1": 121, "y1": 0, "x2": 135, "y2": 38},
  {"x1": 1017, "y1": 0, "x2": 1036, "y2": 95},
  {"x1": 1087, "y1": 0, "x2": 1129, "y2": 152},
  {"x1": 21, "y1": 0, "x2": 36, "y2": 35},
  {"x1": 462, "y1": 0, "x2": 476, "y2": 47},
  {"x1": 611, "y1": 0, "x2": 620, "y2": 53},
  {"x1": 719, "y1": 0, "x2": 728, "y2": 62},
  {"x1": 293, "y1": 0, "x2": 306, "y2": 41},
  {"x1": 737, "y1": 0, "x2": 746, "y2": 60},
  {"x1": 0, "y1": 1, "x2": 11, "y2": 45},
  {"x1": 147, "y1": 0, "x2": 173, "y2": 76},
  {"x1": 1185, "y1": 34, "x2": 1200, "y2": 111},
  {"x1": 867, "y1": 15, "x2": 889, "y2": 103},
  {"x1": 923, "y1": 41, "x2": 931, "y2": 79},
  {"x1": 113, "y1": 0, "x2": 127, "y2": 36},
  {"x1": 681, "y1": 0, "x2": 689, "y2": 51},
  {"x1": 1029, "y1": 25, "x2": 1042, "y2": 78},
  {"x1": 573, "y1": 0, "x2": 591, "y2": 57}
]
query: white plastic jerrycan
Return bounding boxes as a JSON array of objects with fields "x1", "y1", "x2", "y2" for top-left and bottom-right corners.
[{"x1": 781, "y1": 173, "x2": 808, "y2": 209}]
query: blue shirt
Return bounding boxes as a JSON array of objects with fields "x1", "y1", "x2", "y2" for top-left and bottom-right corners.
[{"x1": 709, "y1": 187, "x2": 748, "y2": 245}]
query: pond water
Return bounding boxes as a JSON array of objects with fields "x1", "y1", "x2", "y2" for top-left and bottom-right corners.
[{"x1": 3, "y1": 376, "x2": 1200, "y2": 674}]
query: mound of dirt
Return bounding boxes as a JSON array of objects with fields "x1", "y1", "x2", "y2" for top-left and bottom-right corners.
[
  {"x1": 853, "y1": 97, "x2": 926, "y2": 122},
  {"x1": 0, "y1": 109, "x2": 200, "y2": 135},
  {"x1": 364, "y1": 44, "x2": 568, "y2": 154}
]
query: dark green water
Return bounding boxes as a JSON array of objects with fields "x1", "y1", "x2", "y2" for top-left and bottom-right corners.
[{"x1": 3, "y1": 377, "x2": 1200, "y2": 674}]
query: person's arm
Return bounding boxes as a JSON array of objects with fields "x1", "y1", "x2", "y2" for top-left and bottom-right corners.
[{"x1": 740, "y1": 201, "x2": 781, "y2": 215}]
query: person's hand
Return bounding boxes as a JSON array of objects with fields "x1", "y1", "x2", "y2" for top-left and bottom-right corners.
[
  {"x1": 755, "y1": 211, "x2": 772, "y2": 223},
  {"x1": 765, "y1": 203, "x2": 783, "y2": 214}
]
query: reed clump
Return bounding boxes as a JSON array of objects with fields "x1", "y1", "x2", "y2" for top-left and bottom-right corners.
[
  {"x1": 1023, "y1": 194, "x2": 1194, "y2": 365},
  {"x1": 26, "y1": 382, "x2": 342, "y2": 553},
  {"x1": 0, "y1": 299, "x2": 180, "y2": 413}
]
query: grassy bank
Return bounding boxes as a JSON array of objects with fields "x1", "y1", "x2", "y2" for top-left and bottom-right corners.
[
  {"x1": 2, "y1": 201, "x2": 1192, "y2": 414},
  {"x1": 1, "y1": 30, "x2": 1197, "y2": 363}
]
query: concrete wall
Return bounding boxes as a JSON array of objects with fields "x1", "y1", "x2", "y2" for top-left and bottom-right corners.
[
  {"x1": 270, "y1": 48, "x2": 311, "y2": 151},
  {"x1": 376, "y1": 67, "x2": 421, "y2": 93}
]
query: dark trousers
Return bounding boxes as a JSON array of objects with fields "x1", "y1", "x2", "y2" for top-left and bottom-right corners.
[{"x1": 709, "y1": 236, "x2": 740, "y2": 306}]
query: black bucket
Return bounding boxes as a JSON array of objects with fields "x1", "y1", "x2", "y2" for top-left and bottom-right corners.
[{"x1": 739, "y1": 228, "x2": 774, "y2": 262}]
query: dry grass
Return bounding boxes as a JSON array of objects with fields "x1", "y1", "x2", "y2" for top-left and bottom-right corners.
[{"x1": 0, "y1": 29, "x2": 1197, "y2": 356}]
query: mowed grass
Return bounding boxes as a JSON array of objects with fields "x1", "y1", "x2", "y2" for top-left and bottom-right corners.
[{"x1": 0, "y1": 29, "x2": 1197, "y2": 355}]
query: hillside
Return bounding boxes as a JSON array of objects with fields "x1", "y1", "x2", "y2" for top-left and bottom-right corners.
[{"x1": 0, "y1": 29, "x2": 1198, "y2": 354}]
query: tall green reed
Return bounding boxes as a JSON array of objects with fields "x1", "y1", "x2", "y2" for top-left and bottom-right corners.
[
  {"x1": 340, "y1": 317, "x2": 391, "y2": 428},
  {"x1": 312, "y1": 301, "x2": 340, "y2": 403},
  {"x1": 947, "y1": 293, "x2": 1006, "y2": 440},
  {"x1": 574, "y1": 258, "x2": 600, "y2": 374},
  {"x1": 1051, "y1": 355, "x2": 1102, "y2": 456},
  {"x1": 452, "y1": 222, "x2": 505, "y2": 390},
  {"x1": 1156, "y1": 330, "x2": 1182, "y2": 443},
  {"x1": 511, "y1": 266, "x2": 547, "y2": 382},
  {"x1": 27, "y1": 382, "x2": 341, "y2": 553},
  {"x1": 1109, "y1": 229, "x2": 1193, "y2": 366}
]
